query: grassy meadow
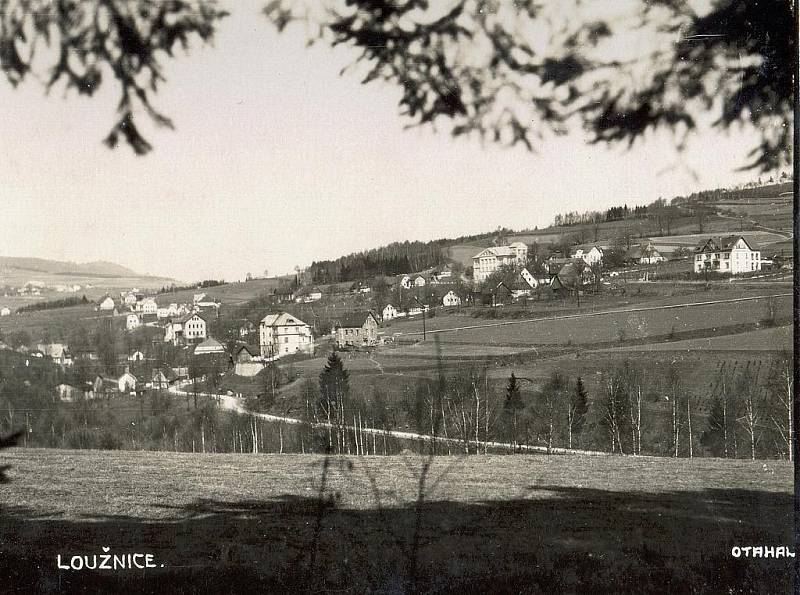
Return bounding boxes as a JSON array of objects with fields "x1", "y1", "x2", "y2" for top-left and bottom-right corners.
[{"x1": 0, "y1": 449, "x2": 792, "y2": 593}]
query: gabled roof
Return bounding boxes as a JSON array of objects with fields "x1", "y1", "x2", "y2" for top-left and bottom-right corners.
[
  {"x1": 233, "y1": 344, "x2": 260, "y2": 357},
  {"x1": 473, "y1": 246, "x2": 519, "y2": 259},
  {"x1": 195, "y1": 337, "x2": 223, "y2": 350},
  {"x1": 152, "y1": 368, "x2": 178, "y2": 382},
  {"x1": 334, "y1": 311, "x2": 378, "y2": 329},
  {"x1": 260, "y1": 312, "x2": 309, "y2": 328},
  {"x1": 694, "y1": 235, "x2": 756, "y2": 253},
  {"x1": 173, "y1": 311, "x2": 208, "y2": 324}
]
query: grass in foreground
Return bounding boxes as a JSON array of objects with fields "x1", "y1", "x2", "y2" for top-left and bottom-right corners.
[{"x1": 0, "y1": 449, "x2": 792, "y2": 593}]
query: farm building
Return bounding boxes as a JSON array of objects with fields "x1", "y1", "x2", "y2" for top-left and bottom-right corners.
[
  {"x1": 333, "y1": 311, "x2": 379, "y2": 349},
  {"x1": 693, "y1": 236, "x2": 762, "y2": 274},
  {"x1": 382, "y1": 304, "x2": 398, "y2": 321},
  {"x1": 259, "y1": 312, "x2": 314, "y2": 359},
  {"x1": 628, "y1": 242, "x2": 667, "y2": 265},
  {"x1": 295, "y1": 286, "x2": 323, "y2": 303},
  {"x1": 472, "y1": 242, "x2": 528, "y2": 283}
]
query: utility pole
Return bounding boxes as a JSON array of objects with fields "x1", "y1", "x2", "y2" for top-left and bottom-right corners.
[{"x1": 413, "y1": 296, "x2": 426, "y2": 340}]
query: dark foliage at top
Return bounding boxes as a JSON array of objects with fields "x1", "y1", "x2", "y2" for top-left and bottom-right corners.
[
  {"x1": 15, "y1": 295, "x2": 89, "y2": 314},
  {"x1": 0, "y1": 0, "x2": 228, "y2": 154},
  {"x1": 264, "y1": 0, "x2": 793, "y2": 172},
  {"x1": 1, "y1": 1, "x2": 791, "y2": 170}
]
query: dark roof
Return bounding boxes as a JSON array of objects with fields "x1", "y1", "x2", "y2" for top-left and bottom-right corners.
[
  {"x1": 334, "y1": 311, "x2": 378, "y2": 329},
  {"x1": 694, "y1": 235, "x2": 756, "y2": 253},
  {"x1": 234, "y1": 344, "x2": 260, "y2": 357}
]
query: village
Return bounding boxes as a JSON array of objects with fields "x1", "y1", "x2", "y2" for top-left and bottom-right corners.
[{"x1": 0, "y1": 215, "x2": 790, "y2": 409}]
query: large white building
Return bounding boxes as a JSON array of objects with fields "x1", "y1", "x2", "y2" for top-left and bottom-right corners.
[
  {"x1": 472, "y1": 242, "x2": 528, "y2": 283},
  {"x1": 694, "y1": 236, "x2": 762, "y2": 274},
  {"x1": 260, "y1": 312, "x2": 314, "y2": 359},
  {"x1": 164, "y1": 312, "x2": 208, "y2": 344}
]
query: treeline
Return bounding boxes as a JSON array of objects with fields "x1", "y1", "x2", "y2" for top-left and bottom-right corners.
[
  {"x1": 673, "y1": 181, "x2": 793, "y2": 205},
  {"x1": 308, "y1": 241, "x2": 448, "y2": 284},
  {"x1": 552, "y1": 204, "x2": 649, "y2": 227},
  {"x1": 157, "y1": 279, "x2": 225, "y2": 294},
  {"x1": 15, "y1": 295, "x2": 89, "y2": 313}
]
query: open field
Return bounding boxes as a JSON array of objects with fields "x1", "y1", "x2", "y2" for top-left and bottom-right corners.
[
  {"x1": 0, "y1": 449, "x2": 792, "y2": 593},
  {"x1": 597, "y1": 324, "x2": 792, "y2": 353},
  {"x1": 0, "y1": 303, "x2": 115, "y2": 337},
  {"x1": 406, "y1": 294, "x2": 791, "y2": 347}
]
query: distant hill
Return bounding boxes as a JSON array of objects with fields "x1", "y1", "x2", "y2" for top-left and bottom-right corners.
[{"x1": 0, "y1": 256, "x2": 178, "y2": 290}]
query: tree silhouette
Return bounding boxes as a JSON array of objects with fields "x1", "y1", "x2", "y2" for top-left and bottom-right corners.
[
  {"x1": 1, "y1": 0, "x2": 791, "y2": 170},
  {"x1": 0, "y1": 430, "x2": 23, "y2": 483}
]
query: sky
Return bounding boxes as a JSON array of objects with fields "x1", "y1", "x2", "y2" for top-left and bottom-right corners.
[{"x1": 0, "y1": 1, "x2": 765, "y2": 283}]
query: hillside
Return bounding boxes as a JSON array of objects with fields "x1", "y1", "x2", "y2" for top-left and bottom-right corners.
[{"x1": 0, "y1": 256, "x2": 179, "y2": 291}]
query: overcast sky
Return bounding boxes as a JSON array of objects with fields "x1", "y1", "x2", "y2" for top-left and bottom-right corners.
[{"x1": 0, "y1": 1, "x2": 762, "y2": 283}]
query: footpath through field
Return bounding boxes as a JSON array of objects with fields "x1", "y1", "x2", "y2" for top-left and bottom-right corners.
[
  {"x1": 395, "y1": 292, "x2": 791, "y2": 338},
  {"x1": 168, "y1": 383, "x2": 608, "y2": 457}
]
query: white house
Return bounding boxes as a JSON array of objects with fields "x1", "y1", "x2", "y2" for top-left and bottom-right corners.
[
  {"x1": 139, "y1": 298, "x2": 157, "y2": 315},
  {"x1": 156, "y1": 307, "x2": 171, "y2": 319},
  {"x1": 37, "y1": 343, "x2": 73, "y2": 367},
  {"x1": 472, "y1": 242, "x2": 528, "y2": 283},
  {"x1": 123, "y1": 292, "x2": 139, "y2": 306},
  {"x1": 118, "y1": 370, "x2": 137, "y2": 393},
  {"x1": 572, "y1": 246, "x2": 604, "y2": 266},
  {"x1": 399, "y1": 275, "x2": 412, "y2": 289},
  {"x1": 260, "y1": 312, "x2": 314, "y2": 359},
  {"x1": 382, "y1": 304, "x2": 398, "y2": 321},
  {"x1": 413, "y1": 276, "x2": 427, "y2": 287},
  {"x1": 98, "y1": 296, "x2": 115, "y2": 311},
  {"x1": 0, "y1": 307, "x2": 10, "y2": 316},
  {"x1": 164, "y1": 312, "x2": 207, "y2": 344},
  {"x1": 128, "y1": 350, "x2": 145, "y2": 362},
  {"x1": 694, "y1": 236, "x2": 762, "y2": 274},
  {"x1": 638, "y1": 242, "x2": 667, "y2": 265},
  {"x1": 442, "y1": 291, "x2": 462, "y2": 307},
  {"x1": 126, "y1": 313, "x2": 141, "y2": 331},
  {"x1": 193, "y1": 293, "x2": 207, "y2": 304}
]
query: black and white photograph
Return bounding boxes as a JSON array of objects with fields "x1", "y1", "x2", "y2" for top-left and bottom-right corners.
[{"x1": 0, "y1": 0, "x2": 795, "y2": 592}]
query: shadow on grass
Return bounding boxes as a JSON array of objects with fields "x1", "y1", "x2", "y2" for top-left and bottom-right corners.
[{"x1": 0, "y1": 485, "x2": 792, "y2": 594}]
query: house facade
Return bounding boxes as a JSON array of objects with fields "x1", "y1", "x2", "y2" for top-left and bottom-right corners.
[
  {"x1": 694, "y1": 236, "x2": 762, "y2": 274},
  {"x1": 442, "y1": 291, "x2": 462, "y2": 307},
  {"x1": 139, "y1": 298, "x2": 158, "y2": 315},
  {"x1": 98, "y1": 296, "x2": 115, "y2": 311},
  {"x1": 334, "y1": 312, "x2": 379, "y2": 349},
  {"x1": 126, "y1": 313, "x2": 141, "y2": 331},
  {"x1": 259, "y1": 312, "x2": 314, "y2": 359},
  {"x1": 572, "y1": 246, "x2": 604, "y2": 266},
  {"x1": 164, "y1": 313, "x2": 207, "y2": 344},
  {"x1": 382, "y1": 304, "x2": 398, "y2": 321},
  {"x1": 472, "y1": 242, "x2": 528, "y2": 283}
]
